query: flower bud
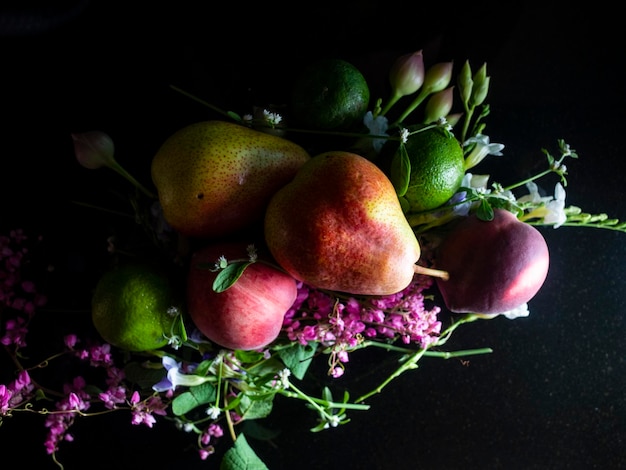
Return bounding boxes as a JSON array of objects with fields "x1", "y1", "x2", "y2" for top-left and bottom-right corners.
[
  {"x1": 469, "y1": 63, "x2": 490, "y2": 107},
  {"x1": 71, "y1": 131, "x2": 156, "y2": 198},
  {"x1": 389, "y1": 50, "x2": 425, "y2": 98},
  {"x1": 71, "y1": 131, "x2": 116, "y2": 169},
  {"x1": 423, "y1": 86, "x2": 454, "y2": 123},
  {"x1": 423, "y1": 61, "x2": 453, "y2": 94},
  {"x1": 445, "y1": 112, "x2": 463, "y2": 128},
  {"x1": 457, "y1": 60, "x2": 473, "y2": 104}
]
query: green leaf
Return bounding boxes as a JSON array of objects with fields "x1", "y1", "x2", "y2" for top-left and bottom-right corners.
[
  {"x1": 220, "y1": 434, "x2": 269, "y2": 470},
  {"x1": 277, "y1": 342, "x2": 316, "y2": 380},
  {"x1": 238, "y1": 394, "x2": 274, "y2": 420},
  {"x1": 476, "y1": 199, "x2": 494, "y2": 221},
  {"x1": 390, "y1": 143, "x2": 411, "y2": 198},
  {"x1": 213, "y1": 261, "x2": 252, "y2": 292},
  {"x1": 171, "y1": 381, "x2": 217, "y2": 416},
  {"x1": 247, "y1": 357, "x2": 284, "y2": 380},
  {"x1": 227, "y1": 110, "x2": 243, "y2": 122},
  {"x1": 235, "y1": 349, "x2": 267, "y2": 363}
]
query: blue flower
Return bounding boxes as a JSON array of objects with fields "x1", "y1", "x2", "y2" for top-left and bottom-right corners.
[{"x1": 152, "y1": 356, "x2": 207, "y2": 392}]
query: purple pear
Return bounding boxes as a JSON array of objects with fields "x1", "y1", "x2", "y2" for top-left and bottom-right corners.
[{"x1": 435, "y1": 208, "x2": 549, "y2": 314}]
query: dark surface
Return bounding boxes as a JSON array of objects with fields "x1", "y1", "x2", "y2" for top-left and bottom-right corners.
[{"x1": 2, "y1": 2, "x2": 625, "y2": 469}]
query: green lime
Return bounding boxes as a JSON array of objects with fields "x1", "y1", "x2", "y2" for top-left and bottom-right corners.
[
  {"x1": 379, "y1": 126, "x2": 465, "y2": 213},
  {"x1": 91, "y1": 263, "x2": 179, "y2": 351},
  {"x1": 290, "y1": 58, "x2": 370, "y2": 130}
]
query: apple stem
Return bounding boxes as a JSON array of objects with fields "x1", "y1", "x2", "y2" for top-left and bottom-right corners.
[{"x1": 414, "y1": 264, "x2": 449, "y2": 281}]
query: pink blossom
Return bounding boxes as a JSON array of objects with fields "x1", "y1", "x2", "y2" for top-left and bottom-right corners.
[{"x1": 130, "y1": 395, "x2": 168, "y2": 428}]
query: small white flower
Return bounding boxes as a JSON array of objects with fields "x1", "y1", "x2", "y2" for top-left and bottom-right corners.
[
  {"x1": 213, "y1": 255, "x2": 228, "y2": 270},
  {"x1": 205, "y1": 405, "x2": 221, "y2": 420},
  {"x1": 436, "y1": 116, "x2": 453, "y2": 132},
  {"x1": 246, "y1": 244, "x2": 258, "y2": 262},
  {"x1": 263, "y1": 109, "x2": 282, "y2": 126},
  {"x1": 167, "y1": 335, "x2": 182, "y2": 350},
  {"x1": 399, "y1": 127, "x2": 409, "y2": 144},
  {"x1": 327, "y1": 415, "x2": 341, "y2": 427},
  {"x1": 278, "y1": 368, "x2": 291, "y2": 389}
]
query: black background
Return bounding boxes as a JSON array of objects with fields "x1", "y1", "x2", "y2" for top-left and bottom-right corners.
[{"x1": 1, "y1": 2, "x2": 625, "y2": 469}]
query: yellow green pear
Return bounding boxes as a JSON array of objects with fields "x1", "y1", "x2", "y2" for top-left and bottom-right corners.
[
  {"x1": 151, "y1": 120, "x2": 311, "y2": 239},
  {"x1": 264, "y1": 151, "x2": 433, "y2": 296}
]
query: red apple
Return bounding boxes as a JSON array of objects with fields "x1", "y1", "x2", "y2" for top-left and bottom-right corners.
[
  {"x1": 187, "y1": 241, "x2": 298, "y2": 350},
  {"x1": 434, "y1": 208, "x2": 549, "y2": 314}
]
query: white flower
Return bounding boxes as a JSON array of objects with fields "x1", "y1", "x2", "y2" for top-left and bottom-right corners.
[
  {"x1": 475, "y1": 303, "x2": 530, "y2": 320},
  {"x1": 500, "y1": 303, "x2": 530, "y2": 320},
  {"x1": 517, "y1": 181, "x2": 552, "y2": 204},
  {"x1": 543, "y1": 182, "x2": 566, "y2": 228},
  {"x1": 463, "y1": 134, "x2": 505, "y2": 169},
  {"x1": 363, "y1": 111, "x2": 389, "y2": 153}
]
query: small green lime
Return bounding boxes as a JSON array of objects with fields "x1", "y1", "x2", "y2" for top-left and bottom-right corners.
[
  {"x1": 379, "y1": 126, "x2": 465, "y2": 213},
  {"x1": 91, "y1": 263, "x2": 179, "y2": 351},
  {"x1": 290, "y1": 58, "x2": 370, "y2": 130}
]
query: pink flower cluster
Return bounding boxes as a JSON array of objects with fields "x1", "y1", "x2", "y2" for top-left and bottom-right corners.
[
  {"x1": 283, "y1": 275, "x2": 442, "y2": 376},
  {"x1": 0, "y1": 229, "x2": 47, "y2": 347}
]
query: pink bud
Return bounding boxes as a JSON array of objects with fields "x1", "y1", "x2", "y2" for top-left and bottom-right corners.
[
  {"x1": 423, "y1": 86, "x2": 454, "y2": 123},
  {"x1": 71, "y1": 131, "x2": 116, "y2": 170},
  {"x1": 423, "y1": 61, "x2": 454, "y2": 94},
  {"x1": 389, "y1": 50, "x2": 425, "y2": 98},
  {"x1": 445, "y1": 113, "x2": 463, "y2": 127}
]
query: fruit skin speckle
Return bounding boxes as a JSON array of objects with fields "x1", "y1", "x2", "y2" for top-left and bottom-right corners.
[{"x1": 151, "y1": 120, "x2": 310, "y2": 239}]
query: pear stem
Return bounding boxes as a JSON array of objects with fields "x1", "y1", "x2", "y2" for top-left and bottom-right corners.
[{"x1": 414, "y1": 264, "x2": 449, "y2": 281}]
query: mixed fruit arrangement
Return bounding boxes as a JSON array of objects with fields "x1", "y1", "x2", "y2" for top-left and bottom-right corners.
[{"x1": 4, "y1": 50, "x2": 623, "y2": 468}]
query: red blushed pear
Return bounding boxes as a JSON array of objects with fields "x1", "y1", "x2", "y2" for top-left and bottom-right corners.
[
  {"x1": 187, "y1": 242, "x2": 298, "y2": 351},
  {"x1": 434, "y1": 208, "x2": 550, "y2": 314},
  {"x1": 264, "y1": 151, "x2": 447, "y2": 296}
]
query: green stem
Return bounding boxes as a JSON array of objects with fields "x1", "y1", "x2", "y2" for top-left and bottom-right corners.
[
  {"x1": 70, "y1": 201, "x2": 135, "y2": 218},
  {"x1": 459, "y1": 103, "x2": 474, "y2": 144},
  {"x1": 436, "y1": 313, "x2": 481, "y2": 346},
  {"x1": 170, "y1": 85, "x2": 232, "y2": 120},
  {"x1": 280, "y1": 381, "x2": 370, "y2": 412},
  {"x1": 354, "y1": 349, "x2": 426, "y2": 403},
  {"x1": 109, "y1": 161, "x2": 156, "y2": 199},
  {"x1": 501, "y1": 168, "x2": 553, "y2": 193},
  {"x1": 359, "y1": 340, "x2": 492, "y2": 359},
  {"x1": 379, "y1": 92, "x2": 402, "y2": 117},
  {"x1": 391, "y1": 88, "x2": 430, "y2": 127}
]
